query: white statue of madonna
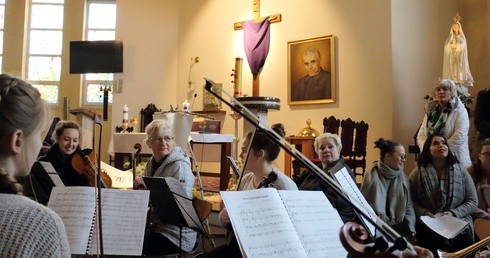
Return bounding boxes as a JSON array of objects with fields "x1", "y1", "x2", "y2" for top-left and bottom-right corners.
[{"x1": 442, "y1": 13, "x2": 474, "y2": 95}]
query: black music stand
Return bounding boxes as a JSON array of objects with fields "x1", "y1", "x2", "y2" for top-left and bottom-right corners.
[{"x1": 143, "y1": 177, "x2": 207, "y2": 237}]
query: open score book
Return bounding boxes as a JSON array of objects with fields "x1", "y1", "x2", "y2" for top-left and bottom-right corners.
[
  {"x1": 48, "y1": 187, "x2": 150, "y2": 256},
  {"x1": 221, "y1": 188, "x2": 348, "y2": 258}
]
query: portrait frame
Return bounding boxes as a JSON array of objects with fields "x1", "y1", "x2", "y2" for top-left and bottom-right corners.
[
  {"x1": 287, "y1": 35, "x2": 335, "y2": 105},
  {"x1": 203, "y1": 82, "x2": 222, "y2": 111}
]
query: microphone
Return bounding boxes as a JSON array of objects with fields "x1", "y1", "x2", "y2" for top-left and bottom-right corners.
[{"x1": 191, "y1": 93, "x2": 197, "y2": 110}]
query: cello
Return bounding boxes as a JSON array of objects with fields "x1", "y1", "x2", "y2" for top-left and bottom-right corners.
[
  {"x1": 204, "y1": 78, "x2": 434, "y2": 258},
  {"x1": 71, "y1": 148, "x2": 112, "y2": 188}
]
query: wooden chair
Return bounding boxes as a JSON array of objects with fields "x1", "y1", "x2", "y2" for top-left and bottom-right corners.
[
  {"x1": 140, "y1": 103, "x2": 160, "y2": 132},
  {"x1": 323, "y1": 115, "x2": 340, "y2": 134},
  {"x1": 292, "y1": 117, "x2": 369, "y2": 182},
  {"x1": 340, "y1": 118, "x2": 355, "y2": 158},
  {"x1": 333, "y1": 118, "x2": 369, "y2": 180},
  {"x1": 350, "y1": 121, "x2": 369, "y2": 178}
]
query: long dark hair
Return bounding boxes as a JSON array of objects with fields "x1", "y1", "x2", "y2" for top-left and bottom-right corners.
[{"x1": 417, "y1": 134, "x2": 459, "y2": 169}]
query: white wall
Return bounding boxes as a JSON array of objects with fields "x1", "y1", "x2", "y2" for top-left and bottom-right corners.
[
  {"x1": 176, "y1": 0, "x2": 393, "y2": 172},
  {"x1": 114, "y1": 0, "x2": 180, "y2": 133},
  {"x1": 113, "y1": 0, "x2": 467, "y2": 173},
  {"x1": 391, "y1": 0, "x2": 459, "y2": 168}
]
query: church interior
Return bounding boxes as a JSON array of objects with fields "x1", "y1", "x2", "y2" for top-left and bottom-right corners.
[{"x1": 2, "y1": 0, "x2": 490, "y2": 257}]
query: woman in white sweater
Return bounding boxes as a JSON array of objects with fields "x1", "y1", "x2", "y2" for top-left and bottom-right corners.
[
  {"x1": 0, "y1": 74, "x2": 70, "y2": 257},
  {"x1": 417, "y1": 78, "x2": 471, "y2": 167}
]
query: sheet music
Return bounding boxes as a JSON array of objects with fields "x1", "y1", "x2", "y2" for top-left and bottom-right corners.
[
  {"x1": 333, "y1": 167, "x2": 377, "y2": 236},
  {"x1": 100, "y1": 161, "x2": 133, "y2": 189},
  {"x1": 48, "y1": 187, "x2": 96, "y2": 254},
  {"x1": 278, "y1": 190, "x2": 347, "y2": 258},
  {"x1": 39, "y1": 161, "x2": 65, "y2": 187},
  {"x1": 88, "y1": 189, "x2": 150, "y2": 255},
  {"x1": 221, "y1": 188, "x2": 308, "y2": 258},
  {"x1": 420, "y1": 215, "x2": 468, "y2": 239},
  {"x1": 48, "y1": 187, "x2": 150, "y2": 255}
]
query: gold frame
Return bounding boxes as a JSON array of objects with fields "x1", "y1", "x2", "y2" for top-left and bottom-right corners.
[
  {"x1": 287, "y1": 35, "x2": 335, "y2": 105},
  {"x1": 203, "y1": 82, "x2": 222, "y2": 111}
]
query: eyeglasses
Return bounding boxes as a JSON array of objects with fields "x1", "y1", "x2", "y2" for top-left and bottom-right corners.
[{"x1": 149, "y1": 136, "x2": 174, "y2": 143}]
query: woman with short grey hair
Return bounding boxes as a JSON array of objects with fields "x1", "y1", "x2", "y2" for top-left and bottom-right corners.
[
  {"x1": 295, "y1": 133, "x2": 358, "y2": 223},
  {"x1": 417, "y1": 78, "x2": 471, "y2": 167}
]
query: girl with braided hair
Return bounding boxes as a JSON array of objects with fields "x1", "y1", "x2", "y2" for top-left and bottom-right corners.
[{"x1": 0, "y1": 74, "x2": 70, "y2": 257}]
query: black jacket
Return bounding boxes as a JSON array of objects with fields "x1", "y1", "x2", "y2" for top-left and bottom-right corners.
[
  {"x1": 475, "y1": 87, "x2": 490, "y2": 140},
  {"x1": 20, "y1": 144, "x2": 90, "y2": 205}
]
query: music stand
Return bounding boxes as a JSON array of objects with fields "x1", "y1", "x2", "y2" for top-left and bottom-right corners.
[{"x1": 142, "y1": 177, "x2": 207, "y2": 237}]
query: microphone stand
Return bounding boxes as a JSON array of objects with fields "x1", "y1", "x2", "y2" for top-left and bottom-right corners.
[
  {"x1": 132, "y1": 143, "x2": 142, "y2": 190},
  {"x1": 203, "y1": 78, "x2": 413, "y2": 254},
  {"x1": 94, "y1": 114, "x2": 104, "y2": 256}
]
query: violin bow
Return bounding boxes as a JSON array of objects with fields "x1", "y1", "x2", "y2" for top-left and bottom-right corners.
[{"x1": 203, "y1": 78, "x2": 414, "y2": 254}]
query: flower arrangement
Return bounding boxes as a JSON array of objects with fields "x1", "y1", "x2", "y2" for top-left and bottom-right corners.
[{"x1": 122, "y1": 161, "x2": 146, "y2": 176}]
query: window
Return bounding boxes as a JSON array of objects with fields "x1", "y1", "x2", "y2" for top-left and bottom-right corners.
[
  {"x1": 0, "y1": 0, "x2": 5, "y2": 73},
  {"x1": 26, "y1": 0, "x2": 64, "y2": 104},
  {"x1": 84, "y1": 0, "x2": 117, "y2": 105}
]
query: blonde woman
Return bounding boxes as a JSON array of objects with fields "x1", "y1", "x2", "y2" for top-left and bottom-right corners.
[{"x1": 0, "y1": 74, "x2": 70, "y2": 257}]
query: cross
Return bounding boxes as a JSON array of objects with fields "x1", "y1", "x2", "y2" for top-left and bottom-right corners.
[{"x1": 234, "y1": 0, "x2": 282, "y2": 96}]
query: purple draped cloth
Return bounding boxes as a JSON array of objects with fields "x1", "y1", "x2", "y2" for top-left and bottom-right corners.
[{"x1": 242, "y1": 18, "x2": 270, "y2": 75}]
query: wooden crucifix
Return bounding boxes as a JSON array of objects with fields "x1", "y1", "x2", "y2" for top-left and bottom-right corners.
[{"x1": 234, "y1": 0, "x2": 282, "y2": 97}]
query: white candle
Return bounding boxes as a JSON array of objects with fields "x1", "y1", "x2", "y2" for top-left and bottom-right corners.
[
  {"x1": 183, "y1": 100, "x2": 190, "y2": 112},
  {"x1": 234, "y1": 57, "x2": 243, "y2": 97},
  {"x1": 123, "y1": 104, "x2": 129, "y2": 126}
]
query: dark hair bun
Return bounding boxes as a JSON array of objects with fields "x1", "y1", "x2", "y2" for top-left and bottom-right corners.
[
  {"x1": 374, "y1": 138, "x2": 388, "y2": 149},
  {"x1": 271, "y1": 123, "x2": 286, "y2": 138}
]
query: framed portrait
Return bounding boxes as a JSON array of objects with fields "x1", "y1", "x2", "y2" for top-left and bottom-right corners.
[
  {"x1": 288, "y1": 35, "x2": 335, "y2": 105},
  {"x1": 203, "y1": 82, "x2": 222, "y2": 111}
]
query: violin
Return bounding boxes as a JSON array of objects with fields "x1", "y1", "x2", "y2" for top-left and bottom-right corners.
[
  {"x1": 257, "y1": 171, "x2": 277, "y2": 189},
  {"x1": 71, "y1": 149, "x2": 112, "y2": 188}
]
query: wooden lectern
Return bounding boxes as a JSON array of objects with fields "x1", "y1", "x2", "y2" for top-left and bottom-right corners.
[{"x1": 70, "y1": 109, "x2": 98, "y2": 149}]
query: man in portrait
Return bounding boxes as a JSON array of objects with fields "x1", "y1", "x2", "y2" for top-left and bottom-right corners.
[{"x1": 291, "y1": 47, "x2": 331, "y2": 101}]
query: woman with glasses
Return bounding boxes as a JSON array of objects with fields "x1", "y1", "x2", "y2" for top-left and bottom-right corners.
[
  {"x1": 417, "y1": 78, "x2": 471, "y2": 168},
  {"x1": 409, "y1": 134, "x2": 477, "y2": 255},
  {"x1": 360, "y1": 138, "x2": 416, "y2": 243},
  {"x1": 134, "y1": 119, "x2": 196, "y2": 255}
]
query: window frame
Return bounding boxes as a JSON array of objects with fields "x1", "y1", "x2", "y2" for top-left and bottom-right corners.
[
  {"x1": 82, "y1": 0, "x2": 117, "y2": 107},
  {"x1": 26, "y1": 0, "x2": 64, "y2": 105}
]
